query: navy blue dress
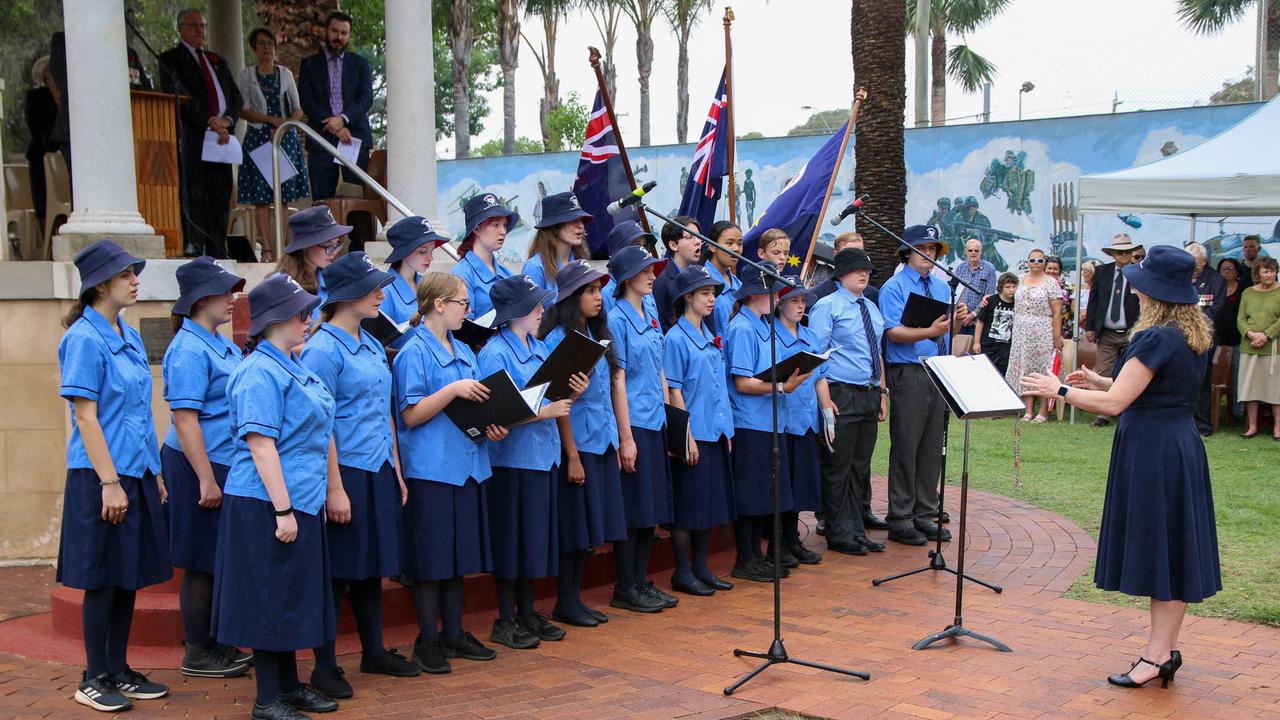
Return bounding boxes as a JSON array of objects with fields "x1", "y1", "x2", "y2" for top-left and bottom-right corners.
[{"x1": 1094, "y1": 325, "x2": 1221, "y2": 603}]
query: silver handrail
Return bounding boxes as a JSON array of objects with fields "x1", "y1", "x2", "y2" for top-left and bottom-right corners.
[{"x1": 269, "y1": 120, "x2": 458, "y2": 261}]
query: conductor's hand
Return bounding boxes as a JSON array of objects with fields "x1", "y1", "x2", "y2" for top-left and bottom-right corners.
[
  {"x1": 327, "y1": 487, "x2": 352, "y2": 524},
  {"x1": 451, "y1": 379, "x2": 490, "y2": 403},
  {"x1": 567, "y1": 372, "x2": 591, "y2": 400},
  {"x1": 782, "y1": 368, "x2": 811, "y2": 393},
  {"x1": 1067, "y1": 364, "x2": 1107, "y2": 390},
  {"x1": 1019, "y1": 372, "x2": 1061, "y2": 398},
  {"x1": 484, "y1": 424, "x2": 509, "y2": 442},
  {"x1": 274, "y1": 512, "x2": 298, "y2": 543}
]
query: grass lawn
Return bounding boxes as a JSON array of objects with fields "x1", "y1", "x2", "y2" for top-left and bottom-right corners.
[{"x1": 866, "y1": 410, "x2": 1280, "y2": 626}]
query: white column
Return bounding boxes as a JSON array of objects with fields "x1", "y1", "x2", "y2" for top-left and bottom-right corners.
[
  {"x1": 55, "y1": 0, "x2": 162, "y2": 258},
  {"x1": 385, "y1": 0, "x2": 439, "y2": 224},
  {"x1": 207, "y1": 0, "x2": 245, "y2": 79}
]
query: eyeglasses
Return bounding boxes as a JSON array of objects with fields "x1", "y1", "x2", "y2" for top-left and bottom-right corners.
[
  {"x1": 443, "y1": 298, "x2": 471, "y2": 310},
  {"x1": 966, "y1": 248, "x2": 981, "y2": 253},
  {"x1": 1028, "y1": 258, "x2": 1046, "y2": 264},
  {"x1": 180, "y1": 22, "x2": 207, "y2": 28},
  {"x1": 320, "y1": 241, "x2": 343, "y2": 255}
]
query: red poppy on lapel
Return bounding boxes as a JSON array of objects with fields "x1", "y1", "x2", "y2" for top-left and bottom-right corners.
[
  {"x1": 651, "y1": 318, "x2": 660, "y2": 330},
  {"x1": 712, "y1": 335, "x2": 723, "y2": 349}
]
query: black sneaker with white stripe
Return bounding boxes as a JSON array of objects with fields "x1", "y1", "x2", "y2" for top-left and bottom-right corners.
[
  {"x1": 182, "y1": 642, "x2": 250, "y2": 678},
  {"x1": 74, "y1": 673, "x2": 132, "y2": 712},
  {"x1": 111, "y1": 667, "x2": 169, "y2": 700}
]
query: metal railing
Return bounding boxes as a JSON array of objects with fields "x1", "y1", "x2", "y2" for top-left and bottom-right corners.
[{"x1": 269, "y1": 120, "x2": 458, "y2": 261}]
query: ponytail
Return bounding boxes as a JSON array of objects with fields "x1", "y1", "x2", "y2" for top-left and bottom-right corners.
[
  {"x1": 458, "y1": 234, "x2": 476, "y2": 259},
  {"x1": 63, "y1": 288, "x2": 101, "y2": 328}
]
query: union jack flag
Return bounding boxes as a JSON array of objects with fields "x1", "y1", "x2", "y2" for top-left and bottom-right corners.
[
  {"x1": 574, "y1": 91, "x2": 637, "y2": 259},
  {"x1": 678, "y1": 69, "x2": 729, "y2": 233}
]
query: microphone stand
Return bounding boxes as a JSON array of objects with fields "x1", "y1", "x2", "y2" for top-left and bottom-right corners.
[
  {"x1": 628, "y1": 199, "x2": 870, "y2": 694},
  {"x1": 848, "y1": 211, "x2": 1003, "y2": 598}
]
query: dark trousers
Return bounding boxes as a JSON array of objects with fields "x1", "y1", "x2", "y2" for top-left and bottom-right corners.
[
  {"x1": 306, "y1": 138, "x2": 369, "y2": 201},
  {"x1": 886, "y1": 364, "x2": 946, "y2": 531},
  {"x1": 1194, "y1": 349, "x2": 1215, "y2": 433},
  {"x1": 1093, "y1": 329, "x2": 1130, "y2": 421},
  {"x1": 179, "y1": 141, "x2": 231, "y2": 257},
  {"x1": 819, "y1": 383, "x2": 880, "y2": 545}
]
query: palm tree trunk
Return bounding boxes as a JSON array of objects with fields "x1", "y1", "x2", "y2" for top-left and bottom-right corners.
[
  {"x1": 450, "y1": 0, "x2": 474, "y2": 158},
  {"x1": 537, "y1": 13, "x2": 561, "y2": 151},
  {"x1": 852, "y1": 0, "x2": 908, "y2": 278},
  {"x1": 1266, "y1": 0, "x2": 1280, "y2": 99},
  {"x1": 929, "y1": 25, "x2": 947, "y2": 125},
  {"x1": 255, "y1": 0, "x2": 338, "y2": 76},
  {"x1": 676, "y1": 29, "x2": 690, "y2": 143},
  {"x1": 636, "y1": 16, "x2": 654, "y2": 145},
  {"x1": 498, "y1": 0, "x2": 520, "y2": 154}
]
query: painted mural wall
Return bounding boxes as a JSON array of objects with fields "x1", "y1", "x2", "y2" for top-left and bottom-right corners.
[{"x1": 437, "y1": 102, "x2": 1278, "y2": 272}]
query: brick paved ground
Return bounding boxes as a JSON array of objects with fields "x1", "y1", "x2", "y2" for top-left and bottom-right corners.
[{"x1": 1, "y1": 478, "x2": 1277, "y2": 720}]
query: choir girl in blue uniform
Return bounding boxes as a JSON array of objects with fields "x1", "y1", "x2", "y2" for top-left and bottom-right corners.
[
  {"x1": 663, "y1": 265, "x2": 736, "y2": 596},
  {"x1": 275, "y1": 206, "x2": 351, "y2": 320},
  {"x1": 652, "y1": 216, "x2": 702, "y2": 331},
  {"x1": 384, "y1": 215, "x2": 450, "y2": 350},
  {"x1": 523, "y1": 192, "x2": 592, "y2": 302},
  {"x1": 301, "y1": 253, "x2": 422, "y2": 696},
  {"x1": 451, "y1": 193, "x2": 518, "y2": 319},
  {"x1": 606, "y1": 247, "x2": 680, "y2": 613},
  {"x1": 723, "y1": 265, "x2": 805, "y2": 583},
  {"x1": 213, "y1": 273, "x2": 340, "y2": 720},
  {"x1": 161, "y1": 257, "x2": 252, "y2": 680},
  {"x1": 59, "y1": 240, "x2": 172, "y2": 712},
  {"x1": 393, "y1": 272, "x2": 508, "y2": 674},
  {"x1": 477, "y1": 275, "x2": 582, "y2": 649},
  {"x1": 601, "y1": 220, "x2": 659, "y2": 321},
  {"x1": 703, "y1": 220, "x2": 743, "y2": 334},
  {"x1": 539, "y1": 260, "x2": 629, "y2": 626}
]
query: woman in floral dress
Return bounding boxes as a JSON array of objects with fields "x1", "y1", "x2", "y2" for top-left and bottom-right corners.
[{"x1": 1006, "y1": 249, "x2": 1064, "y2": 422}]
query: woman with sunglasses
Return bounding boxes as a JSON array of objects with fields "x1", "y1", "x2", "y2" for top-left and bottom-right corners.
[
  {"x1": 275, "y1": 206, "x2": 351, "y2": 324},
  {"x1": 1006, "y1": 248, "x2": 1064, "y2": 422}
]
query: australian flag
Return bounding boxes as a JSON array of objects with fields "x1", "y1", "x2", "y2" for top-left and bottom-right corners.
[
  {"x1": 574, "y1": 91, "x2": 638, "y2": 259},
  {"x1": 742, "y1": 120, "x2": 851, "y2": 264},
  {"x1": 678, "y1": 69, "x2": 729, "y2": 232}
]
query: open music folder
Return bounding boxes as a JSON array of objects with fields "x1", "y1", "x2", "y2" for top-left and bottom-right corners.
[{"x1": 921, "y1": 354, "x2": 1025, "y2": 420}]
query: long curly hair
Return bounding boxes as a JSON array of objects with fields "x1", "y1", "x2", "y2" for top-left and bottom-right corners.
[{"x1": 1131, "y1": 298, "x2": 1213, "y2": 355}]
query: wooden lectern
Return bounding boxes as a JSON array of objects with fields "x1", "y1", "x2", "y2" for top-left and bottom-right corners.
[{"x1": 130, "y1": 89, "x2": 183, "y2": 257}]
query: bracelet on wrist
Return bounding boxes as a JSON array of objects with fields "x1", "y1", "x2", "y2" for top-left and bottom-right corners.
[
  {"x1": 99, "y1": 478, "x2": 120, "y2": 487},
  {"x1": 273, "y1": 506, "x2": 294, "y2": 517}
]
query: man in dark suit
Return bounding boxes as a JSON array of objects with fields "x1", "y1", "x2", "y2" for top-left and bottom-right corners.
[
  {"x1": 1084, "y1": 233, "x2": 1143, "y2": 426},
  {"x1": 298, "y1": 11, "x2": 373, "y2": 201},
  {"x1": 159, "y1": 8, "x2": 243, "y2": 258}
]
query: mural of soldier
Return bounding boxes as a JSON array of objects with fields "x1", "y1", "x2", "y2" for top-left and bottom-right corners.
[
  {"x1": 679, "y1": 165, "x2": 690, "y2": 193},
  {"x1": 533, "y1": 180, "x2": 547, "y2": 226},
  {"x1": 980, "y1": 150, "x2": 1035, "y2": 217},
  {"x1": 744, "y1": 168, "x2": 757, "y2": 227},
  {"x1": 927, "y1": 197, "x2": 954, "y2": 245}
]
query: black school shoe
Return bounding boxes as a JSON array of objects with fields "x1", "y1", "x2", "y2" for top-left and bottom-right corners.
[
  {"x1": 443, "y1": 631, "x2": 497, "y2": 661},
  {"x1": 790, "y1": 541, "x2": 822, "y2": 565},
  {"x1": 765, "y1": 543, "x2": 801, "y2": 569},
  {"x1": 182, "y1": 642, "x2": 250, "y2": 678},
  {"x1": 731, "y1": 560, "x2": 773, "y2": 583},
  {"x1": 518, "y1": 611, "x2": 566, "y2": 641},
  {"x1": 359, "y1": 648, "x2": 421, "y2": 677},
  {"x1": 280, "y1": 684, "x2": 339, "y2": 713},
  {"x1": 490, "y1": 617, "x2": 540, "y2": 650},
  {"x1": 642, "y1": 581, "x2": 679, "y2": 608},
  {"x1": 310, "y1": 666, "x2": 352, "y2": 699},
  {"x1": 218, "y1": 643, "x2": 255, "y2": 666},
  {"x1": 915, "y1": 523, "x2": 952, "y2": 542},
  {"x1": 671, "y1": 575, "x2": 715, "y2": 596},
  {"x1": 74, "y1": 673, "x2": 132, "y2": 712},
  {"x1": 551, "y1": 604, "x2": 599, "y2": 627},
  {"x1": 887, "y1": 527, "x2": 928, "y2": 546},
  {"x1": 587, "y1": 607, "x2": 609, "y2": 624},
  {"x1": 695, "y1": 572, "x2": 734, "y2": 591},
  {"x1": 827, "y1": 539, "x2": 870, "y2": 555},
  {"x1": 411, "y1": 636, "x2": 451, "y2": 674},
  {"x1": 252, "y1": 699, "x2": 309, "y2": 720},
  {"x1": 862, "y1": 513, "x2": 891, "y2": 530},
  {"x1": 111, "y1": 667, "x2": 169, "y2": 700},
  {"x1": 610, "y1": 585, "x2": 664, "y2": 613},
  {"x1": 853, "y1": 535, "x2": 886, "y2": 552}
]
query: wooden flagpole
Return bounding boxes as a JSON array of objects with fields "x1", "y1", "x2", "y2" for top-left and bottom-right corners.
[
  {"x1": 588, "y1": 47, "x2": 651, "y2": 232},
  {"x1": 723, "y1": 6, "x2": 737, "y2": 223},
  {"x1": 801, "y1": 87, "x2": 866, "y2": 283}
]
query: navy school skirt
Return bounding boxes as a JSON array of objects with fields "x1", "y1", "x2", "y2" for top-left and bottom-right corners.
[
  {"x1": 731, "y1": 428, "x2": 792, "y2": 516},
  {"x1": 403, "y1": 477, "x2": 492, "y2": 582},
  {"x1": 786, "y1": 432, "x2": 822, "y2": 513},
  {"x1": 621, "y1": 427, "x2": 673, "y2": 529},
  {"x1": 670, "y1": 436, "x2": 735, "y2": 531},
  {"x1": 558, "y1": 447, "x2": 628, "y2": 552},
  {"x1": 161, "y1": 445, "x2": 227, "y2": 574},
  {"x1": 211, "y1": 495, "x2": 336, "y2": 651},
  {"x1": 57, "y1": 469, "x2": 172, "y2": 591},
  {"x1": 329, "y1": 462, "x2": 403, "y2": 581},
  {"x1": 487, "y1": 466, "x2": 558, "y2": 580}
]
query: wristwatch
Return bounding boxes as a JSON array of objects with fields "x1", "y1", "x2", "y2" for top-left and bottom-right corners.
[
  {"x1": 879, "y1": 387, "x2": 890, "y2": 396},
  {"x1": 1057, "y1": 385, "x2": 1069, "y2": 398}
]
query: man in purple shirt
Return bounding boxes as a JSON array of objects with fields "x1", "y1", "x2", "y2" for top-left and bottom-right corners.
[{"x1": 298, "y1": 11, "x2": 374, "y2": 201}]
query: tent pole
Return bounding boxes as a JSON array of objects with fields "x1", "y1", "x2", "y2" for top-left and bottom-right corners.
[
  {"x1": 1189, "y1": 214, "x2": 1196, "y2": 245},
  {"x1": 1072, "y1": 213, "x2": 1083, "y2": 426}
]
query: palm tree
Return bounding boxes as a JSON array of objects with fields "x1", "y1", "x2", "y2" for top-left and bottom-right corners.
[
  {"x1": 1177, "y1": 0, "x2": 1279, "y2": 99},
  {"x1": 621, "y1": 0, "x2": 663, "y2": 146},
  {"x1": 498, "y1": 0, "x2": 521, "y2": 154},
  {"x1": 663, "y1": 0, "x2": 713, "y2": 143},
  {"x1": 852, "y1": 0, "x2": 907, "y2": 276},
  {"x1": 524, "y1": 0, "x2": 572, "y2": 151},
  {"x1": 254, "y1": 0, "x2": 339, "y2": 74},
  {"x1": 587, "y1": 0, "x2": 624, "y2": 101},
  {"x1": 448, "y1": 0, "x2": 476, "y2": 157},
  {"x1": 906, "y1": 0, "x2": 1008, "y2": 126}
]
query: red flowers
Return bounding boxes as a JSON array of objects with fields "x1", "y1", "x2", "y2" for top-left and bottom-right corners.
[
  {"x1": 651, "y1": 318, "x2": 660, "y2": 330},
  {"x1": 712, "y1": 335, "x2": 723, "y2": 349}
]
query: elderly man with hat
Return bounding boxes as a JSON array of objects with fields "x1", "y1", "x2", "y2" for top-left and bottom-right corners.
[
  {"x1": 879, "y1": 225, "x2": 972, "y2": 546},
  {"x1": 1085, "y1": 233, "x2": 1144, "y2": 426}
]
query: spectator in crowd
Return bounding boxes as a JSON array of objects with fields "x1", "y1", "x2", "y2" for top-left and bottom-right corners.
[
  {"x1": 1237, "y1": 256, "x2": 1280, "y2": 440},
  {"x1": 1006, "y1": 249, "x2": 1063, "y2": 423},
  {"x1": 236, "y1": 27, "x2": 309, "y2": 263},
  {"x1": 1240, "y1": 234, "x2": 1264, "y2": 286},
  {"x1": 972, "y1": 272, "x2": 1018, "y2": 377},
  {"x1": 1186, "y1": 243, "x2": 1226, "y2": 435},
  {"x1": 159, "y1": 8, "x2": 244, "y2": 258},
  {"x1": 299, "y1": 11, "x2": 373, "y2": 201},
  {"x1": 24, "y1": 55, "x2": 58, "y2": 232},
  {"x1": 1044, "y1": 256, "x2": 1075, "y2": 341},
  {"x1": 47, "y1": 33, "x2": 70, "y2": 174},
  {"x1": 951, "y1": 238, "x2": 998, "y2": 355},
  {"x1": 1085, "y1": 234, "x2": 1143, "y2": 426},
  {"x1": 1078, "y1": 260, "x2": 1098, "y2": 330},
  {"x1": 1216, "y1": 258, "x2": 1246, "y2": 420}
]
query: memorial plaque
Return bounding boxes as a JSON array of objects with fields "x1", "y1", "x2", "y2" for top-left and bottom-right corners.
[{"x1": 139, "y1": 317, "x2": 176, "y2": 365}]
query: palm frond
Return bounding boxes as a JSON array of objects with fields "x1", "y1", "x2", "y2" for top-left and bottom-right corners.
[
  {"x1": 1175, "y1": 0, "x2": 1253, "y2": 35},
  {"x1": 946, "y1": 0, "x2": 1012, "y2": 34},
  {"x1": 947, "y1": 43, "x2": 997, "y2": 93}
]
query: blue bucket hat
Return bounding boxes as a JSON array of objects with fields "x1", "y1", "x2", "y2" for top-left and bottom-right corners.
[
  {"x1": 606, "y1": 220, "x2": 656, "y2": 256},
  {"x1": 173, "y1": 256, "x2": 246, "y2": 315},
  {"x1": 464, "y1": 193, "x2": 520, "y2": 240},
  {"x1": 284, "y1": 205, "x2": 352, "y2": 254},
  {"x1": 73, "y1": 239, "x2": 146, "y2": 298},
  {"x1": 607, "y1": 245, "x2": 666, "y2": 287},
  {"x1": 900, "y1": 224, "x2": 949, "y2": 258},
  {"x1": 490, "y1": 274, "x2": 554, "y2": 327},
  {"x1": 248, "y1": 273, "x2": 321, "y2": 337},
  {"x1": 553, "y1": 259, "x2": 609, "y2": 302},
  {"x1": 535, "y1": 191, "x2": 593, "y2": 229},
  {"x1": 386, "y1": 215, "x2": 450, "y2": 264},
  {"x1": 734, "y1": 263, "x2": 792, "y2": 301},
  {"x1": 671, "y1": 264, "x2": 723, "y2": 307},
  {"x1": 1121, "y1": 245, "x2": 1199, "y2": 305},
  {"x1": 319, "y1": 252, "x2": 396, "y2": 309}
]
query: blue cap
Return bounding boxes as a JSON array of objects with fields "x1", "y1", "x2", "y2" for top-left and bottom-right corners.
[
  {"x1": 1121, "y1": 245, "x2": 1199, "y2": 305},
  {"x1": 535, "y1": 191, "x2": 593, "y2": 229},
  {"x1": 173, "y1": 257, "x2": 245, "y2": 315},
  {"x1": 671, "y1": 264, "x2": 723, "y2": 306},
  {"x1": 553, "y1": 259, "x2": 609, "y2": 302},
  {"x1": 284, "y1": 205, "x2": 352, "y2": 254},
  {"x1": 490, "y1": 274, "x2": 554, "y2": 327},
  {"x1": 607, "y1": 245, "x2": 666, "y2": 287},
  {"x1": 734, "y1": 264, "x2": 791, "y2": 301},
  {"x1": 900, "y1": 224, "x2": 949, "y2": 257},
  {"x1": 606, "y1": 220, "x2": 656, "y2": 256},
  {"x1": 386, "y1": 215, "x2": 450, "y2": 264},
  {"x1": 319, "y1": 252, "x2": 396, "y2": 309},
  {"x1": 463, "y1": 193, "x2": 519, "y2": 240},
  {"x1": 73, "y1": 239, "x2": 146, "y2": 298},
  {"x1": 248, "y1": 273, "x2": 320, "y2": 337}
]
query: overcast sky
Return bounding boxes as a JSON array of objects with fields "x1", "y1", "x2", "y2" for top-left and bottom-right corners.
[{"x1": 445, "y1": 0, "x2": 1260, "y2": 157}]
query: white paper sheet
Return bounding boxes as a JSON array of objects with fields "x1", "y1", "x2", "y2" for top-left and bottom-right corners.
[
  {"x1": 333, "y1": 136, "x2": 362, "y2": 165},
  {"x1": 923, "y1": 354, "x2": 1025, "y2": 417},
  {"x1": 247, "y1": 142, "x2": 298, "y2": 185},
  {"x1": 201, "y1": 130, "x2": 242, "y2": 164}
]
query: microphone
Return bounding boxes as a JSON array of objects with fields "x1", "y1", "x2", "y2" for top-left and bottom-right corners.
[
  {"x1": 607, "y1": 180, "x2": 658, "y2": 216},
  {"x1": 830, "y1": 193, "x2": 870, "y2": 225}
]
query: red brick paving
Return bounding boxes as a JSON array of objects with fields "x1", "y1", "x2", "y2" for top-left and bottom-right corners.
[{"x1": 1, "y1": 478, "x2": 1277, "y2": 720}]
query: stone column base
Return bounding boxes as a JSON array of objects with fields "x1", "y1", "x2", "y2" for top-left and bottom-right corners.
[{"x1": 53, "y1": 233, "x2": 167, "y2": 262}]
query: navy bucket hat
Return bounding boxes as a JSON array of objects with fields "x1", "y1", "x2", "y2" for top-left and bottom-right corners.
[
  {"x1": 319, "y1": 252, "x2": 396, "y2": 309},
  {"x1": 73, "y1": 239, "x2": 146, "y2": 298},
  {"x1": 536, "y1": 191, "x2": 593, "y2": 229},
  {"x1": 606, "y1": 220, "x2": 656, "y2": 256},
  {"x1": 463, "y1": 193, "x2": 520, "y2": 240},
  {"x1": 671, "y1": 264, "x2": 723, "y2": 306},
  {"x1": 1121, "y1": 245, "x2": 1199, "y2": 305},
  {"x1": 284, "y1": 205, "x2": 352, "y2": 254},
  {"x1": 386, "y1": 215, "x2": 450, "y2": 264},
  {"x1": 490, "y1": 275, "x2": 554, "y2": 327},
  {"x1": 734, "y1": 263, "x2": 791, "y2": 301},
  {"x1": 553, "y1": 259, "x2": 609, "y2": 301},
  {"x1": 607, "y1": 245, "x2": 666, "y2": 287},
  {"x1": 173, "y1": 256, "x2": 246, "y2": 315},
  {"x1": 899, "y1": 224, "x2": 949, "y2": 258},
  {"x1": 248, "y1": 273, "x2": 320, "y2": 337}
]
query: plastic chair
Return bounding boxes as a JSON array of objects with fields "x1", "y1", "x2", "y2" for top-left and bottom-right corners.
[
  {"x1": 1209, "y1": 345, "x2": 1234, "y2": 433},
  {"x1": 4, "y1": 164, "x2": 44, "y2": 260},
  {"x1": 43, "y1": 152, "x2": 72, "y2": 246},
  {"x1": 318, "y1": 148, "x2": 387, "y2": 226}
]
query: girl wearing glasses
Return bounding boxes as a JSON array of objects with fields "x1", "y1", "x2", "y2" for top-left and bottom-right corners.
[
  {"x1": 276, "y1": 205, "x2": 351, "y2": 324},
  {"x1": 1006, "y1": 248, "x2": 1064, "y2": 422}
]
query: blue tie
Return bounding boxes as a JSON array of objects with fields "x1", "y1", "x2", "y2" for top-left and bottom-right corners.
[{"x1": 857, "y1": 298, "x2": 881, "y2": 384}]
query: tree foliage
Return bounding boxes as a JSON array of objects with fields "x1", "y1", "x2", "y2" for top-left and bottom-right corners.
[
  {"x1": 474, "y1": 135, "x2": 544, "y2": 156},
  {"x1": 542, "y1": 90, "x2": 589, "y2": 152},
  {"x1": 787, "y1": 109, "x2": 848, "y2": 136},
  {"x1": 0, "y1": 0, "x2": 63, "y2": 153},
  {"x1": 1210, "y1": 65, "x2": 1257, "y2": 104}
]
